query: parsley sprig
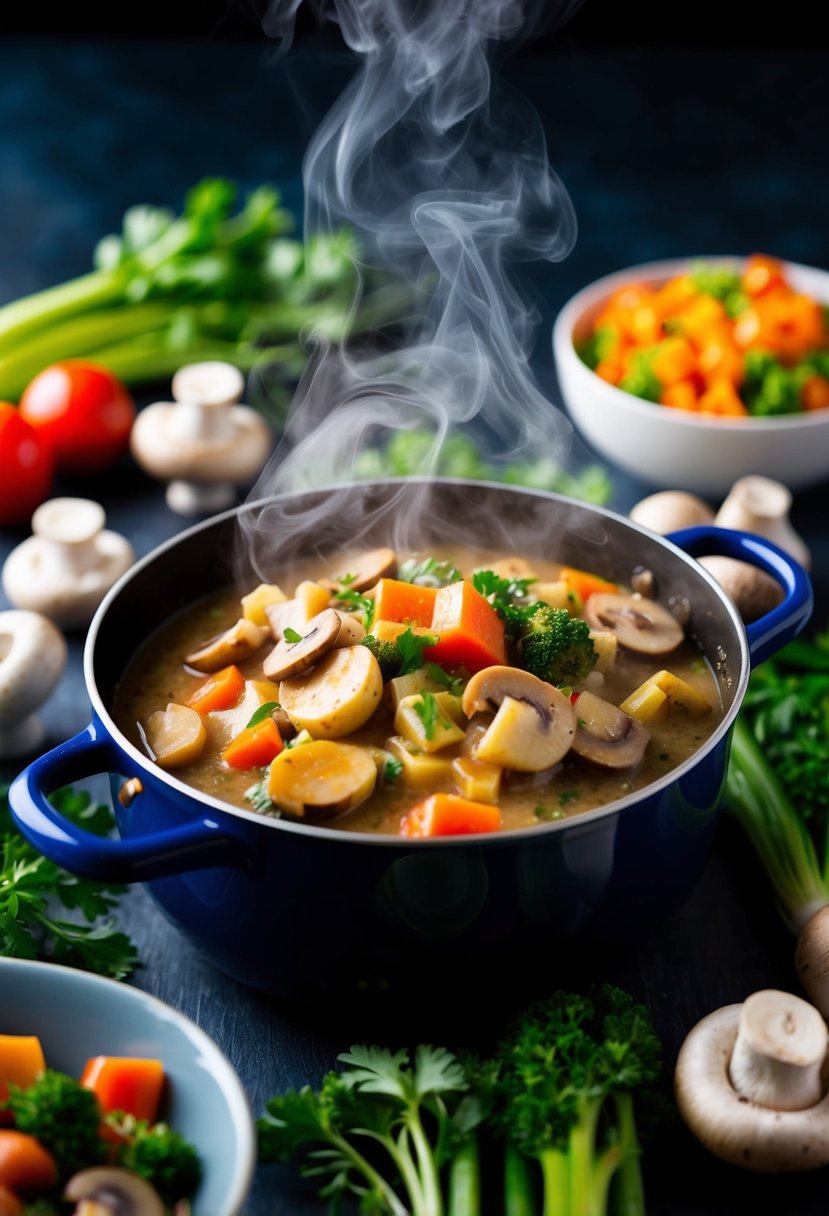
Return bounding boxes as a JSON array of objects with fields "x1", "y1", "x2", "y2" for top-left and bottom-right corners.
[{"x1": 0, "y1": 783, "x2": 138, "y2": 979}]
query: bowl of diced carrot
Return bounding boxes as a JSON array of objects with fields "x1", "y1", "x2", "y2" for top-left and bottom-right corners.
[{"x1": 552, "y1": 254, "x2": 829, "y2": 495}]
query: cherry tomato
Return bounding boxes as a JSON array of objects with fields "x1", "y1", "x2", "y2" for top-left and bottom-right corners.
[
  {"x1": 0, "y1": 402, "x2": 54, "y2": 528},
  {"x1": 19, "y1": 361, "x2": 136, "y2": 475}
]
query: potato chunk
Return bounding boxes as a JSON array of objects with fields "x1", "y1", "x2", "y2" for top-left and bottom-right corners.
[
  {"x1": 267, "y1": 740, "x2": 377, "y2": 817},
  {"x1": 145, "y1": 703, "x2": 206, "y2": 770},
  {"x1": 278, "y1": 646, "x2": 383, "y2": 739}
]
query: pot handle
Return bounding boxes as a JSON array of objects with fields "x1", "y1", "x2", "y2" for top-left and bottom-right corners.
[
  {"x1": 667, "y1": 525, "x2": 813, "y2": 667},
  {"x1": 8, "y1": 721, "x2": 256, "y2": 883}
]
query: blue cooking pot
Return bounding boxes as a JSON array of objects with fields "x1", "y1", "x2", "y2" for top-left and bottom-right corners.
[{"x1": 8, "y1": 481, "x2": 812, "y2": 1001}]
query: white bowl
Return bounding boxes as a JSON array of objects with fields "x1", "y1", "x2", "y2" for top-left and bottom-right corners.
[
  {"x1": 0, "y1": 957, "x2": 256, "y2": 1216},
  {"x1": 552, "y1": 256, "x2": 829, "y2": 498}
]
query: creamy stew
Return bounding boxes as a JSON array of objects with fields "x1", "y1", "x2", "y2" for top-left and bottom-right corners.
[{"x1": 113, "y1": 547, "x2": 722, "y2": 836}]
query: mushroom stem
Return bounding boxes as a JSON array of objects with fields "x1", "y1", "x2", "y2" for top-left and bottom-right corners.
[
  {"x1": 675, "y1": 992, "x2": 829, "y2": 1172},
  {"x1": 728, "y1": 989, "x2": 827, "y2": 1111},
  {"x1": 715, "y1": 475, "x2": 811, "y2": 570},
  {"x1": 795, "y1": 905, "x2": 829, "y2": 1019}
]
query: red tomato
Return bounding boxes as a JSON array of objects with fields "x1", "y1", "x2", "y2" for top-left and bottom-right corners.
[
  {"x1": 0, "y1": 402, "x2": 54, "y2": 527},
  {"x1": 19, "y1": 361, "x2": 136, "y2": 475}
]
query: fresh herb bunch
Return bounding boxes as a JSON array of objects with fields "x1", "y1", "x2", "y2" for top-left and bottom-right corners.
[
  {"x1": 257, "y1": 986, "x2": 662, "y2": 1216},
  {"x1": 0, "y1": 177, "x2": 409, "y2": 409},
  {"x1": 725, "y1": 628, "x2": 829, "y2": 932},
  {"x1": 0, "y1": 782, "x2": 138, "y2": 979}
]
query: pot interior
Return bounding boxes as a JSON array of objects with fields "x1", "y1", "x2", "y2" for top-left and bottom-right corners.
[{"x1": 91, "y1": 480, "x2": 746, "y2": 730}]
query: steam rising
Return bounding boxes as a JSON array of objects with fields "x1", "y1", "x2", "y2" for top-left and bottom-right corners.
[{"x1": 242, "y1": 0, "x2": 583, "y2": 576}]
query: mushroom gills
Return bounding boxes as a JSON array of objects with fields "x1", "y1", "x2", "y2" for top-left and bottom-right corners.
[
  {"x1": 570, "y1": 691, "x2": 650, "y2": 771},
  {"x1": 462, "y1": 665, "x2": 575, "y2": 774},
  {"x1": 63, "y1": 1166, "x2": 165, "y2": 1216},
  {"x1": 584, "y1": 593, "x2": 684, "y2": 656}
]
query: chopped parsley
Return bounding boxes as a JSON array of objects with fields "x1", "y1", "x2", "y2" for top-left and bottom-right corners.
[
  {"x1": 397, "y1": 626, "x2": 439, "y2": 676},
  {"x1": 334, "y1": 586, "x2": 375, "y2": 625},
  {"x1": 413, "y1": 692, "x2": 452, "y2": 741},
  {"x1": 398, "y1": 556, "x2": 463, "y2": 588},
  {"x1": 535, "y1": 804, "x2": 566, "y2": 821},
  {"x1": 424, "y1": 662, "x2": 465, "y2": 697},
  {"x1": 283, "y1": 627, "x2": 303, "y2": 644}
]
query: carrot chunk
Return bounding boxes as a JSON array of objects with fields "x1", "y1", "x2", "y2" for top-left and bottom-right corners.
[
  {"x1": 371, "y1": 579, "x2": 437, "y2": 627},
  {"x1": 802, "y1": 374, "x2": 829, "y2": 412},
  {"x1": 400, "y1": 792, "x2": 502, "y2": 838},
  {"x1": 80, "y1": 1056, "x2": 165, "y2": 1123},
  {"x1": 0, "y1": 1037, "x2": 45, "y2": 1108},
  {"x1": 660, "y1": 378, "x2": 700, "y2": 411},
  {"x1": 186, "y1": 664, "x2": 245, "y2": 714},
  {"x1": 697, "y1": 378, "x2": 748, "y2": 417},
  {"x1": 558, "y1": 566, "x2": 618, "y2": 603},
  {"x1": 0, "y1": 1131, "x2": 56, "y2": 1195},
  {"x1": 425, "y1": 580, "x2": 506, "y2": 674},
  {"x1": 222, "y1": 717, "x2": 284, "y2": 770},
  {"x1": 742, "y1": 253, "x2": 785, "y2": 297}
]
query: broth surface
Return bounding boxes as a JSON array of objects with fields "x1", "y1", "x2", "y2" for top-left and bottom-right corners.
[{"x1": 113, "y1": 547, "x2": 723, "y2": 835}]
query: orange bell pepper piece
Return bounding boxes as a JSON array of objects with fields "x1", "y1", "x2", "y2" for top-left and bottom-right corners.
[
  {"x1": 802, "y1": 374, "x2": 829, "y2": 412},
  {"x1": 372, "y1": 579, "x2": 437, "y2": 628},
  {"x1": 0, "y1": 1037, "x2": 45, "y2": 1109},
  {"x1": 400, "y1": 792, "x2": 502, "y2": 838},
  {"x1": 660, "y1": 378, "x2": 700, "y2": 411},
  {"x1": 650, "y1": 337, "x2": 697, "y2": 386},
  {"x1": 186, "y1": 664, "x2": 245, "y2": 714},
  {"x1": 558, "y1": 565, "x2": 618, "y2": 603},
  {"x1": 697, "y1": 378, "x2": 748, "y2": 417},
  {"x1": 222, "y1": 717, "x2": 283, "y2": 770},
  {"x1": 424, "y1": 580, "x2": 506, "y2": 674},
  {"x1": 80, "y1": 1056, "x2": 165, "y2": 1123},
  {"x1": 742, "y1": 253, "x2": 785, "y2": 297}
]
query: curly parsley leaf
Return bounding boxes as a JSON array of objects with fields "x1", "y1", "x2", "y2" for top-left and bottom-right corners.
[
  {"x1": 0, "y1": 783, "x2": 138, "y2": 979},
  {"x1": 397, "y1": 626, "x2": 439, "y2": 676}
]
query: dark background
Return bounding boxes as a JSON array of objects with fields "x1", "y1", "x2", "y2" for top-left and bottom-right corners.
[{"x1": 0, "y1": 0, "x2": 822, "y2": 47}]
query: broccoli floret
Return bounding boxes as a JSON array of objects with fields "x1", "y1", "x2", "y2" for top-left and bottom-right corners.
[
  {"x1": 361, "y1": 634, "x2": 403, "y2": 680},
  {"x1": 4, "y1": 1069, "x2": 106, "y2": 1180},
  {"x1": 576, "y1": 324, "x2": 618, "y2": 370},
  {"x1": 479, "y1": 986, "x2": 662, "y2": 1216},
  {"x1": 113, "y1": 1116, "x2": 202, "y2": 1207},
  {"x1": 618, "y1": 347, "x2": 662, "y2": 403},
  {"x1": 518, "y1": 604, "x2": 597, "y2": 687},
  {"x1": 690, "y1": 261, "x2": 747, "y2": 314},
  {"x1": 743, "y1": 349, "x2": 807, "y2": 416}
]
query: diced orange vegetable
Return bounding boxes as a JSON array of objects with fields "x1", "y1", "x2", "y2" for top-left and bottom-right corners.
[
  {"x1": 222, "y1": 717, "x2": 283, "y2": 770},
  {"x1": 650, "y1": 337, "x2": 697, "y2": 385},
  {"x1": 660, "y1": 378, "x2": 700, "y2": 411},
  {"x1": 0, "y1": 1037, "x2": 45, "y2": 1108},
  {"x1": 697, "y1": 378, "x2": 748, "y2": 417},
  {"x1": 802, "y1": 374, "x2": 829, "y2": 412},
  {"x1": 0, "y1": 1131, "x2": 56, "y2": 1195},
  {"x1": 594, "y1": 357, "x2": 624, "y2": 386},
  {"x1": 400, "y1": 792, "x2": 502, "y2": 838},
  {"x1": 425, "y1": 580, "x2": 506, "y2": 674},
  {"x1": 672, "y1": 294, "x2": 727, "y2": 344},
  {"x1": 629, "y1": 304, "x2": 661, "y2": 346},
  {"x1": 697, "y1": 331, "x2": 743, "y2": 386},
  {"x1": 558, "y1": 565, "x2": 618, "y2": 603},
  {"x1": 654, "y1": 273, "x2": 696, "y2": 317},
  {"x1": 186, "y1": 664, "x2": 245, "y2": 714},
  {"x1": 80, "y1": 1056, "x2": 165, "y2": 1123},
  {"x1": 372, "y1": 620, "x2": 436, "y2": 646},
  {"x1": 609, "y1": 283, "x2": 655, "y2": 312},
  {"x1": 0, "y1": 1183, "x2": 24, "y2": 1216},
  {"x1": 742, "y1": 253, "x2": 785, "y2": 297},
  {"x1": 753, "y1": 292, "x2": 824, "y2": 363},
  {"x1": 371, "y1": 579, "x2": 437, "y2": 627}
]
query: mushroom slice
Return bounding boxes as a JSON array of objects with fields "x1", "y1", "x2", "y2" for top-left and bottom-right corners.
[
  {"x1": 267, "y1": 739, "x2": 377, "y2": 818},
  {"x1": 584, "y1": 593, "x2": 684, "y2": 656},
  {"x1": 332, "y1": 610, "x2": 366, "y2": 647},
  {"x1": 185, "y1": 618, "x2": 268, "y2": 673},
  {"x1": 262, "y1": 608, "x2": 342, "y2": 681},
  {"x1": 63, "y1": 1166, "x2": 165, "y2": 1216},
  {"x1": 570, "y1": 691, "x2": 650, "y2": 771},
  {"x1": 462, "y1": 666, "x2": 575, "y2": 773},
  {"x1": 323, "y1": 548, "x2": 398, "y2": 592}
]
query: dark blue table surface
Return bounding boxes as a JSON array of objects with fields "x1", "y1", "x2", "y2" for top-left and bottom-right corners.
[{"x1": 1, "y1": 34, "x2": 828, "y2": 1215}]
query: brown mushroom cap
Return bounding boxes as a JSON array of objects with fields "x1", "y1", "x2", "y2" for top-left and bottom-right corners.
[
  {"x1": 698, "y1": 555, "x2": 784, "y2": 625},
  {"x1": 321, "y1": 548, "x2": 398, "y2": 593},
  {"x1": 584, "y1": 593, "x2": 684, "y2": 656},
  {"x1": 185, "y1": 617, "x2": 268, "y2": 672},
  {"x1": 262, "y1": 608, "x2": 342, "y2": 681},
  {"x1": 570, "y1": 691, "x2": 650, "y2": 771},
  {"x1": 63, "y1": 1167, "x2": 165, "y2": 1216},
  {"x1": 675, "y1": 1003, "x2": 829, "y2": 1173}
]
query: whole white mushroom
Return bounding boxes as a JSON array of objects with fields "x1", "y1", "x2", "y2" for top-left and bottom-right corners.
[{"x1": 0, "y1": 610, "x2": 67, "y2": 758}]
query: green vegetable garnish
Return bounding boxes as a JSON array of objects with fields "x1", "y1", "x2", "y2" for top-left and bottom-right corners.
[
  {"x1": 618, "y1": 346, "x2": 662, "y2": 403},
  {"x1": 110, "y1": 1114, "x2": 202, "y2": 1207},
  {"x1": 413, "y1": 692, "x2": 447, "y2": 741},
  {"x1": 518, "y1": 604, "x2": 598, "y2": 687},
  {"x1": 0, "y1": 783, "x2": 137, "y2": 978},
  {"x1": 246, "y1": 701, "x2": 279, "y2": 728},
  {"x1": 3, "y1": 1070, "x2": 106, "y2": 1179},
  {"x1": 725, "y1": 628, "x2": 829, "y2": 930},
  {"x1": 283, "y1": 627, "x2": 303, "y2": 643},
  {"x1": 397, "y1": 626, "x2": 439, "y2": 676},
  {"x1": 334, "y1": 585, "x2": 375, "y2": 623},
  {"x1": 398, "y1": 555, "x2": 463, "y2": 588}
]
